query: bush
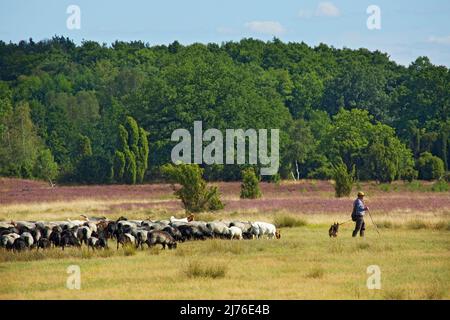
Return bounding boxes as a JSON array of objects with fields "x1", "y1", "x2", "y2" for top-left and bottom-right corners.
[
  {"x1": 333, "y1": 162, "x2": 354, "y2": 197},
  {"x1": 402, "y1": 167, "x2": 418, "y2": 182},
  {"x1": 162, "y1": 163, "x2": 224, "y2": 213},
  {"x1": 274, "y1": 215, "x2": 307, "y2": 228},
  {"x1": 240, "y1": 167, "x2": 262, "y2": 199},
  {"x1": 416, "y1": 152, "x2": 445, "y2": 180},
  {"x1": 430, "y1": 179, "x2": 449, "y2": 192}
]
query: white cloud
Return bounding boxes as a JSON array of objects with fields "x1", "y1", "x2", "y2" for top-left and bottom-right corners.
[
  {"x1": 244, "y1": 21, "x2": 285, "y2": 36},
  {"x1": 316, "y1": 2, "x2": 340, "y2": 17},
  {"x1": 427, "y1": 35, "x2": 450, "y2": 45}
]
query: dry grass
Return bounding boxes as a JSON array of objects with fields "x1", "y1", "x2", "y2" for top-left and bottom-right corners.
[
  {"x1": 0, "y1": 223, "x2": 448, "y2": 299},
  {"x1": 184, "y1": 261, "x2": 227, "y2": 279},
  {"x1": 0, "y1": 179, "x2": 449, "y2": 299}
]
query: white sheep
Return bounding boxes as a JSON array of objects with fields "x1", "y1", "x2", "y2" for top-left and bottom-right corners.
[{"x1": 229, "y1": 226, "x2": 243, "y2": 240}]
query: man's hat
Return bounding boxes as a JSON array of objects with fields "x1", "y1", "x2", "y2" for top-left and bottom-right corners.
[{"x1": 357, "y1": 191, "x2": 365, "y2": 197}]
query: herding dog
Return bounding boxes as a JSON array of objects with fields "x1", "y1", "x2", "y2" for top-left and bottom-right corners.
[{"x1": 328, "y1": 222, "x2": 339, "y2": 237}]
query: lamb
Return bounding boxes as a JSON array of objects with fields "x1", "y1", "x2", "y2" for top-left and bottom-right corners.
[
  {"x1": 229, "y1": 226, "x2": 243, "y2": 240},
  {"x1": 146, "y1": 231, "x2": 177, "y2": 249}
]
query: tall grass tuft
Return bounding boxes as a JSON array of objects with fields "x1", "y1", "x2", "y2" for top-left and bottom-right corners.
[
  {"x1": 184, "y1": 261, "x2": 227, "y2": 279},
  {"x1": 274, "y1": 215, "x2": 307, "y2": 228},
  {"x1": 433, "y1": 221, "x2": 450, "y2": 231},
  {"x1": 406, "y1": 219, "x2": 428, "y2": 230},
  {"x1": 306, "y1": 266, "x2": 325, "y2": 279},
  {"x1": 122, "y1": 244, "x2": 137, "y2": 256},
  {"x1": 206, "y1": 239, "x2": 243, "y2": 255},
  {"x1": 383, "y1": 288, "x2": 407, "y2": 300}
]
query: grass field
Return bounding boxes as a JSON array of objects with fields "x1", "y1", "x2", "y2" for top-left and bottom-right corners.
[{"x1": 0, "y1": 178, "x2": 449, "y2": 300}]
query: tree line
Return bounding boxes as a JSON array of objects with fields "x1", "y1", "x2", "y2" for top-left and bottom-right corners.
[{"x1": 0, "y1": 37, "x2": 448, "y2": 184}]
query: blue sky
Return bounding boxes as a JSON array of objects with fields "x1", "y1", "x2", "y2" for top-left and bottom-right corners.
[{"x1": 1, "y1": 0, "x2": 449, "y2": 66}]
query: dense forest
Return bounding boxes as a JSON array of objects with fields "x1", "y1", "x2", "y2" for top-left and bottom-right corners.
[{"x1": 0, "y1": 37, "x2": 448, "y2": 184}]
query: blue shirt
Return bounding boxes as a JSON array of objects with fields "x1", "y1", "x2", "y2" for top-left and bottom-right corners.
[{"x1": 354, "y1": 198, "x2": 366, "y2": 216}]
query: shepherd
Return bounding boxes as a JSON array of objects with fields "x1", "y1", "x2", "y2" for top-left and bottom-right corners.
[{"x1": 351, "y1": 191, "x2": 369, "y2": 237}]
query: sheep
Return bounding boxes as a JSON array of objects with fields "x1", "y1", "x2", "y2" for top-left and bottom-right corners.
[
  {"x1": 87, "y1": 236, "x2": 109, "y2": 250},
  {"x1": 162, "y1": 226, "x2": 184, "y2": 242},
  {"x1": 1, "y1": 233, "x2": 20, "y2": 249},
  {"x1": 12, "y1": 237, "x2": 28, "y2": 252},
  {"x1": 60, "y1": 230, "x2": 81, "y2": 250},
  {"x1": 49, "y1": 230, "x2": 62, "y2": 247},
  {"x1": 134, "y1": 229, "x2": 148, "y2": 249},
  {"x1": 76, "y1": 226, "x2": 92, "y2": 246},
  {"x1": 229, "y1": 226, "x2": 243, "y2": 240},
  {"x1": 20, "y1": 232, "x2": 34, "y2": 247},
  {"x1": 229, "y1": 221, "x2": 252, "y2": 233},
  {"x1": 116, "y1": 233, "x2": 135, "y2": 250},
  {"x1": 146, "y1": 231, "x2": 177, "y2": 249},
  {"x1": 207, "y1": 222, "x2": 230, "y2": 239},
  {"x1": 253, "y1": 222, "x2": 280, "y2": 239},
  {"x1": 36, "y1": 238, "x2": 51, "y2": 250}
]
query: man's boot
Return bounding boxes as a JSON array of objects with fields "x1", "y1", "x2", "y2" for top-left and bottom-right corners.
[
  {"x1": 360, "y1": 230, "x2": 365, "y2": 237},
  {"x1": 352, "y1": 230, "x2": 358, "y2": 237}
]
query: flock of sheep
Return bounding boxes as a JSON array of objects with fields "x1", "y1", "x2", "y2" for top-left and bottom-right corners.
[{"x1": 0, "y1": 215, "x2": 281, "y2": 252}]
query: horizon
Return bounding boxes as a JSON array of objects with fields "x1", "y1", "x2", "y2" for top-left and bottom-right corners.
[{"x1": 1, "y1": 0, "x2": 449, "y2": 67}]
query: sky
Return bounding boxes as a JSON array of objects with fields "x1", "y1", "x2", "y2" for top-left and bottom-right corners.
[{"x1": 1, "y1": 0, "x2": 449, "y2": 66}]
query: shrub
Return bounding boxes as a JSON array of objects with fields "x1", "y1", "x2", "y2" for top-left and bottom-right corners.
[
  {"x1": 184, "y1": 261, "x2": 227, "y2": 279},
  {"x1": 333, "y1": 162, "x2": 354, "y2": 197},
  {"x1": 416, "y1": 152, "x2": 445, "y2": 180},
  {"x1": 402, "y1": 167, "x2": 418, "y2": 182},
  {"x1": 162, "y1": 163, "x2": 224, "y2": 213},
  {"x1": 274, "y1": 215, "x2": 307, "y2": 228},
  {"x1": 430, "y1": 179, "x2": 449, "y2": 192},
  {"x1": 240, "y1": 167, "x2": 262, "y2": 199}
]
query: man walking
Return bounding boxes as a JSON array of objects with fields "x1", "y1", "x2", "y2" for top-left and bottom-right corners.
[{"x1": 352, "y1": 191, "x2": 369, "y2": 237}]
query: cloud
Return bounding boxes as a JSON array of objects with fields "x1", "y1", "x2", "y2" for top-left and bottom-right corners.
[
  {"x1": 316, "y1": 2, "x2": 340, "y2": 17},
  {"x1": 427, "y1": 35, "x2": 450, "y2": 45},
  {"x1": 244, "y1": 21, "x2": 285, "y2": 36}
]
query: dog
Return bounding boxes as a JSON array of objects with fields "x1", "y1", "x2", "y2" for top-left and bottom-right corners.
[{"x1": 328, "y1": 222, "x2": 339, "y2": 237}]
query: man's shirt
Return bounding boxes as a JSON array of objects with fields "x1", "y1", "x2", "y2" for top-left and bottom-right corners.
[{"x1": 353, "y1": 198, "x2": 366, "y2": 216}]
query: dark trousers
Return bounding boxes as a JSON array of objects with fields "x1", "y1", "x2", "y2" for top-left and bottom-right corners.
[{"x1": 352, "y1": 217, "x2": 365, "y2": 237}]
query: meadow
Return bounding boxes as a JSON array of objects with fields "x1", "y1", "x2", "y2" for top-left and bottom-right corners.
[{"x1": 0, "y1": 178, "x2": 449, "y2": 299}]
